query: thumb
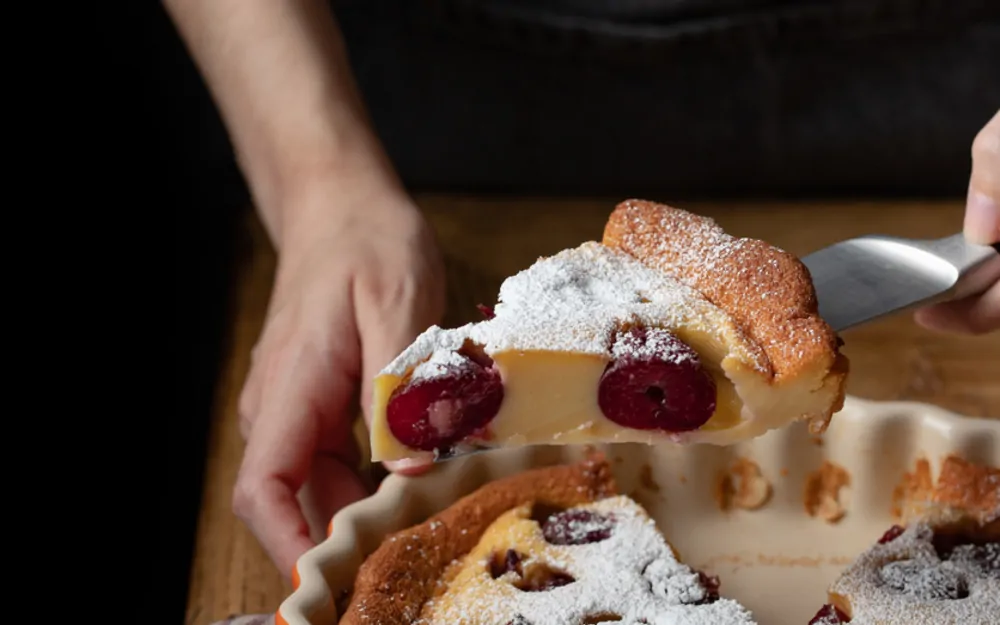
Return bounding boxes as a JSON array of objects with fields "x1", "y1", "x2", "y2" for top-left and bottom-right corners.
[{"x1": 966, "y1": 109, "x2": 1000, "y2": 245}]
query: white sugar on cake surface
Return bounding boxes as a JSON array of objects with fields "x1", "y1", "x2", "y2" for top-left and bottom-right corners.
[
  {"x1": 381, "y1": 242, "x2": 751, "y2": 378},
  {"x1": 410, "y1": 349, "x2": 478, "y2": 382},
  {"x1": 415, "y1": 495, "x2": 758, "y2": 625},
  {"x1": 610, "y1": 326, "x2": 700, "y2": 364},
  {"x1": 828, "y1": 522, "x2": 999, "y2": 625}
]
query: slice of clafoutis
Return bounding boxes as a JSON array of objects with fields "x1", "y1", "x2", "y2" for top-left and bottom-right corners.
[
  {"x1": 369, "y1": 200, "x2": 849, "y2": 463},
  {"x1": 807, "y1": 455, "x2": 1000, "y2": 625}
]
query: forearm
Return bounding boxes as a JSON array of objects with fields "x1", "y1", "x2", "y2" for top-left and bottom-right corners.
[{"x1": 163, "y1": 0, "x2": 402, "y2": 246}]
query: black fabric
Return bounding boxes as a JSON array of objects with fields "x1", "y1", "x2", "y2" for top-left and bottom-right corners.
[
  {"x1": 141, "y1": 1, "x2": 249, "y2": 621},
  {"x1": 335, "y1": 0, "x2": 1000, "y2": 197}
]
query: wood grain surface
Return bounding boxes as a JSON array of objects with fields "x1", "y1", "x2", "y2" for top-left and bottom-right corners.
[{"x1": 184, "y1": 197, "x2": 1000, "y2": 625}]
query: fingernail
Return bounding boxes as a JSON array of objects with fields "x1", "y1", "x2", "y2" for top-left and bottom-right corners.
[
  {"x1": 393, "y1": 457, "x2": 423, "y2": 469},
  {"x1": 965, "y1": 188, "x2": 1000, "y2": 245},
  {"x1": 387, "y1": 457, "x2": 431, "y2": 474}
]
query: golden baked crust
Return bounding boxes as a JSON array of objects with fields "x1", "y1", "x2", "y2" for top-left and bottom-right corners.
[
  {"x1": 338, "y1": 452, "x2": 617, "y2": 625},
  {"x1": 602, "y1": 199, "x2": 849, "y2": 432},
  {"x1": 929, "y1": 455, "x2": 1000, "y2": 530},
  {"x1": 893, "y1": 455, "x2": 1000, "y2": 533}
]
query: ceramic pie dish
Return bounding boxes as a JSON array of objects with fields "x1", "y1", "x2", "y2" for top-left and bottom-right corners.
[{"x1": 277, "y1": 396, "x2": 999, "y2": 625}]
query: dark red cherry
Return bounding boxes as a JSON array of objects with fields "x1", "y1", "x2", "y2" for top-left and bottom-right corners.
[
  {"x1": 598, "y1": 326, "x2": 716, "y2": 432},
  {"x1": 541, "y1": 509, "x2": 615, "y2": 545},
  {"x1": 809, "y1": 604, "x2": 850, "y2": 624},
  {"x1": 695, "y1": 571, "x2": 721, "y2": 604},
  {"x1": 489, "y1": 549, "x2": 524, "y2": 578},
  {"x1": 386, "y1": 352, "x2": 503, "y2": 451},
  {"x1": 477, "y1": 304, "x2": 496, "y2": 319},
  {"x1": 514, "y1": 565, "x2": 576, "y2": 592},
  {"x1": 877, "y1": 525, "x2": 905, "y2": 544}
]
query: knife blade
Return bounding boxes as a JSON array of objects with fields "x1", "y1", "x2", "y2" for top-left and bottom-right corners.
[{"x1": 800, "y1": 233, "x2": 1000, "y2": 333}]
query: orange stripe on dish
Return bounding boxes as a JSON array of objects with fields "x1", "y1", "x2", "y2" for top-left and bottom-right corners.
[
  {"x1": 275, "y1": 609, "x2": 289, "y2": 625},
  {"x1": 327, "y1": 517, "x2": 334, "y2": 537},
  {"x1": 291, "y1": 563, "x2": 301, "y2": 590}
]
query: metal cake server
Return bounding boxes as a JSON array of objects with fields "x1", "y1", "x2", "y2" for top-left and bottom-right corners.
[{"x1": 801, "y1": 233, "x2": 1000, "y2": 333}]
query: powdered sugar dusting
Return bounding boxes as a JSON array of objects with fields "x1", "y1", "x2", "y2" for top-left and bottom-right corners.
[
  {"x1": 611, "y1": 201, "x2": 831, "y2": 378},
  {"x1": 626, "y1": 211, "x2": 778, "y2": 320},
  {"x1": 382, "y1": 242, "x2": 750, "y2": 378},
  {"x1": 411, "y1": 350, "x2": 477, "y2": 383},
  {"x1": 415, "y1": 495, "x2": 757, "y2": 625},
  {"x1": 611, "y1": 326, "x2": 699, "y2": 364},
  {"x1": 829, "y1": 522, "x2": 1000, "y2": 624}
]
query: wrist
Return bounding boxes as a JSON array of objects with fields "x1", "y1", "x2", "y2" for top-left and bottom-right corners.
[
  {"x1": 276, "y1": 168, "x2": 419, "y2": 259},
  {"x1": 254, "y1": 127, "x2": 411, "y2": 252}
]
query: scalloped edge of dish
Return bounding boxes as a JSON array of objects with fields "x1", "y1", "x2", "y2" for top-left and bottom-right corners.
[{"x1": 277, "y1": 396, "x2": 999, "y2": 625}]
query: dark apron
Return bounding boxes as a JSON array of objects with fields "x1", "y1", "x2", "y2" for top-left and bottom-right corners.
[{"x1": 335, "y1": 0, "x2": 1000, "y2": 197}]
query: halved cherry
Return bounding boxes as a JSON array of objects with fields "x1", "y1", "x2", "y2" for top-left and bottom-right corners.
[
  {"x1": 386, "y1": 349, "x2": 503, "y2": 451},
  {"x1": 598, "y1": 326, "x2": 717, "y2": 432}
]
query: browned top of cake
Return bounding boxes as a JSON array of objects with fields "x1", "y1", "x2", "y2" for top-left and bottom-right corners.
[
  {"x1": 338, "y1": 452, "x2": 617, "y2": 625},
  {"x1": 892, "y1": 455, "x2": 1000, "y2": 540},
  {"x1": 602, "y1": 199, "x2": 847, "y2": 386},
  {"x1": 929, "y1": 456, "x2": 1000, "y2": 533}
]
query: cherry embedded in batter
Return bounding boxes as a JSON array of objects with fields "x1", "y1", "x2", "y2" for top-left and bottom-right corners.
[
  {"x1": 949, "y1": 542, "x2": 1000, "y2": 579},
  {"x1": 386, "y1": 348, "x2": 504, "y2": 451},
  {"x1": 880, "y1": 559, "x2": 969, "y2": 600},
  {"x1": 877, "y1": 525, "x2": 905, "y2": 544},
  {"x1": 476, "y1": 303, "x2": 496, "y2": 319},
  {"x1": 490, "y1": 549, "x2": 525, "y2": 579},
  {"x1": 809, "y1": 604, "x2": 850, "y2": 624},
  {"x1": 695, "y1": 571, "x2": 721, "y2": 604},
  {"x1": 514, "y1": 563, "x2": 576, "y2": 592},
  {"x1": 931, "y1": 530, "x2": 1000, "y2": 579},
  {"x1": 541, "y1": 509, "x2": 615, "y2": 545},
  {"x1": 598, "y1": 326, "x2": 717, "y2": 432}
]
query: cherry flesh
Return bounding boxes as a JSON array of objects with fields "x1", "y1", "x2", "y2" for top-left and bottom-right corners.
[
  {"x1": 386, "y1": 349, "x2": 503, "y2": 451},
  {"x1": 598, "y1": 326, "x2": 717, "y2": 432}
]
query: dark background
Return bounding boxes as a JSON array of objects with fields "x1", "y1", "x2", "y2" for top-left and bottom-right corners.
[
  {"x1": 159, "y1": 0, "x2": 998, "y2": 622},
  {"x1": 152, "y1": 0, "x2": 247, "y2": 620}
]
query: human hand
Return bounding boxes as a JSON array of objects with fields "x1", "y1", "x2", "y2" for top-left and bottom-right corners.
[
  {"x1": 915, "y1": 110, "x2": 1000, "y2": 334},
  {"x1": 232, "y1": 187, "x2": 445, "y2": 577}
]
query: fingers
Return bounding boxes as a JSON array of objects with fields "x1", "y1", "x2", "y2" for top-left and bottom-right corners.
[
  {"x1": 238, "y1": 346, "x2": 264, "y2": 441},
  {"x1": 966, "y1": 109, "x2": 1000, "y2": 245},
  {"x1": 383, "y1": 455, "x2": 435, "y2": 475},
  {"x1": 924, "y1": 111, "x2": 1000, "y2": 335},
  {"x1": 232, "y1": 469, "x2": 315, "y2": 578},
  {"x1": 914, "y1": 280, "x2": 1000, "y2": 335},
  {"x1": 298, "y1": 454, "x2": 370, "y2": 543},
  {"x1": 233, "y1": 341, "x2": 356, "y2": 577}
]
